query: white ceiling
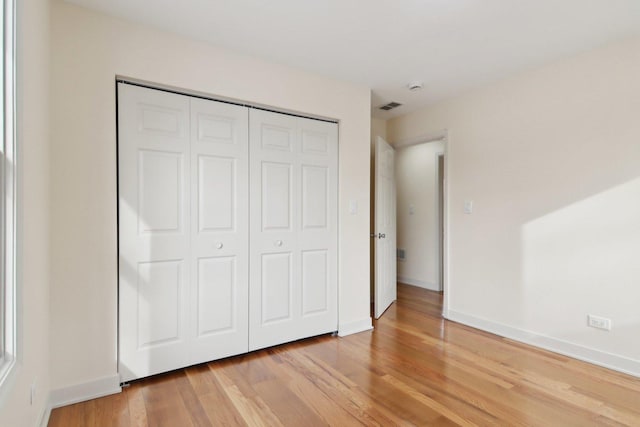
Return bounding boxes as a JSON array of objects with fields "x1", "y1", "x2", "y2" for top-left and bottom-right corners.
[{"x1": 66, "y1": 0, "x2": 640, "y2": 119}]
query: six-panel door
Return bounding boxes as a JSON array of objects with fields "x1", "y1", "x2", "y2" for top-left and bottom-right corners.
[
  {"x1": 119, "y1": 84, "x2": 338, "y2": 381},
  {"x1": 118, "y1": 84, "x2": 250, "y2": 382},
  {"x1": 248, "y1": 109, "x2": 338, "y2": 351}
]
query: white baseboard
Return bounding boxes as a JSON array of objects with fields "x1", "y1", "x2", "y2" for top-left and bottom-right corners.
[
  {"x1": 446, "y1": 310, "x2": 640, "y2": 378},
  {"x1": 397, "y1": 276, "x2": 440, "y2": 291},
  {"x1": 338, "y1": 318, "x2": 373, "y2": 337},
  {"x1": 50, "y1": 374, "x2": 122, "y2": 408},
  {"x1": 39, "y1": 402, "x2": 52, "y2": 427}
]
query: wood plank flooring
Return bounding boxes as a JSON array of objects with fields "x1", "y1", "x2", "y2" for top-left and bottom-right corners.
[{"x1": 49, "y1": 284, "x2": 640, "y2": 426}]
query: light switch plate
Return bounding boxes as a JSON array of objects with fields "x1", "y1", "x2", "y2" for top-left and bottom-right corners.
[
  {"x1": 464, "y1": 200, "x2": 473, "y2": 214},
  {"x1": 349, "y1": 199, "x2": 358, "y2": 215}
]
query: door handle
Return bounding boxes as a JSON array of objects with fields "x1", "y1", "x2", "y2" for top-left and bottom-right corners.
[{"x1": 378, "y1": 233, "x2": 386, "y2": 239}]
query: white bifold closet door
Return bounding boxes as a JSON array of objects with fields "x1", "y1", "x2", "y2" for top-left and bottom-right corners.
[
  {"x1": 249, "y1": 109, "x2": 338, "y2": 351},
  {"x1": 118, "y1": 84, "x2": 249, "y2": 382},
  {"x1": 118, "y1": 84, "x2": 338, "y2": 382}
]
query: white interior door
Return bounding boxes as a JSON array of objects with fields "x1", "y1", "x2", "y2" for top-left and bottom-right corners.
[
  {"x1": 249, "y1": 109, "x2": 338, "y2": 351},
  {"x1": 118, "y1": 84, "x2": 250, "y2": 381},
  {"x1": 374, "y1": 136, "x2": 397, "y2": 318}
]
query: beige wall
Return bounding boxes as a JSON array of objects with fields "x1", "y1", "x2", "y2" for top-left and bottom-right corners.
[
  {"x1": 50, "y1": 0, "x2": 371, "y2": 394},
  {"x1": 395, "y1": 141, "x2": 443, "y2": 290},
  {"x1": 388, "y1": 36, "x2": 640, "y2": 375},
  {"x1": 0, "y1": 0, "x2": 51, "y2": 425}
]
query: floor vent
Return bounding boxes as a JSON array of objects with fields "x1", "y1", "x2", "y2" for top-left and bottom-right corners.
[{"x1": 379, "y1": 102, "x2": 402, "y2": 111}]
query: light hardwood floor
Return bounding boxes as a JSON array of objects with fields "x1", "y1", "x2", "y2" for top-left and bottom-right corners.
[{"x1": 49, "y1": 284, "x2": 640, "y2": 426}]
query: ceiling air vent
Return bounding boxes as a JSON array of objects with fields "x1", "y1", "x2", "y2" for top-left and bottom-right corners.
[{"x1": 379, "y1": 102, "x2": 402, "y2": 111}]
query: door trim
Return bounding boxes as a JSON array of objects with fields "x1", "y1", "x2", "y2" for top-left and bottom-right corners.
[
  {"x1": 435, "y1": 151, "x2": 445, "y2": 292},
  {"x1": 116, "y1": 76, "x2": 338, "y2": 124},
  {"x1": 390, "y1": 130, "x2": 450, "y2": 317},
  {"x1": 393, "y1": 130, "x2": 448, "y2": 149}
]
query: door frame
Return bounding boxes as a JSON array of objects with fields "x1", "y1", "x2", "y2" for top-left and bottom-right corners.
[
  {"x1": 393, "y1": 130, "x2": 450, "y2": 317},
  {"x1": 435, "y1": 152, "x2": 444, "y2": 292}
]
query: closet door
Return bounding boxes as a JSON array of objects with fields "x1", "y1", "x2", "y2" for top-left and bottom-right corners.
[
  {"x1": 188, "y1": 98, "x2": 249, "y2": 364},
  {"x1": 249, "y1": 109, "x2": 338, "y2": 351},
  {"x1": 118, "y1": 84, "x2": 191, "y2": 381},
  {"x1": 119, "y1": 84, "x2": 250, "y2": 381}
]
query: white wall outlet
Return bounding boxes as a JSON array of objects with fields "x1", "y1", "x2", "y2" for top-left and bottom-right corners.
[
  {"x1": 464, "y1": 200, "x2": 473, "y2": 214},
  {"x1": 587, "y1": 314, "x2": 611, "y2": 331},
  {"x1": 409, "y1": 204, "x2": 414, "y2": 215}
]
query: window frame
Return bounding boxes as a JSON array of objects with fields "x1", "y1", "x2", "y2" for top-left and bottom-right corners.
[{"x1": 0, "y1": 0, "x2": 16, "y2": 386}]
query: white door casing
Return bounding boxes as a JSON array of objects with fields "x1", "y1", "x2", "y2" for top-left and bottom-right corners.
[
  {"x1": 374, "y1": 136, "x2": 397, "y2": 318},
  {"x1": 118, "y1": 84, "x2": 250, "y2": 382},
  {"x1": 249, "y1": 109, "x2": 338, "y2": 351}
]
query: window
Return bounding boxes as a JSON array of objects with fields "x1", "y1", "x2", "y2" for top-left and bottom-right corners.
[{"x1": 0, "y1": 0, "x2": 16, "y2": 385}]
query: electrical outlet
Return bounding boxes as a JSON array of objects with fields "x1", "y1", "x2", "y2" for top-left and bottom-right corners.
[{"x1": 587, "y1": 314, "x2": 611, "y2": 331}]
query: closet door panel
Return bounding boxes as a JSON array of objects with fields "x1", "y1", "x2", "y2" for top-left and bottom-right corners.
[
  {"x1": 136, "y1": 260, "x2": 183, "y2": 346},
  {"x1": 196, "y1": 256, "x2": 236, "y2": 334},
  {"x1": 301, "y1": 250, "x2": 328, "y2": 315},
  {"x1": 262, "y1": 162, "x2": 293, "y2": 230},
  {"x1": 261, "y1": 252, "x2": 293, "y2": 323},
  {"x1": 138, "y1": 150, "x2": 183, "y2": 232},
  {"x1": 249, "y1": 110, "x2": 337, "y2": 351},
  {"x1": 197, "y1": 155, "x2": 235, "y2": 231},
  {"x1": 249, "y1": 110, "x2": 299, "y2": 350},
  {"x1": 119, "y1": 86, "x2": 250, "y2": 381},
  {"x1": 301, "y1": 165, "x2": 328, "y2": 229},
  {"x1": 188, "y1": 98, "x2": 249, "y2": 364},
  {"x1": 297, "y1": 117, "x2": 338, "y2": 332},
  {"x1": 118, "y1": 84, "x2": 190, "y2": 382}
]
